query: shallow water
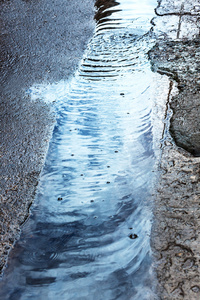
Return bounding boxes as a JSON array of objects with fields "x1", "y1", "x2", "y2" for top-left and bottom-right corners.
[{"x1": 0, "y1": 0, "x2": 170, "y2": 299}]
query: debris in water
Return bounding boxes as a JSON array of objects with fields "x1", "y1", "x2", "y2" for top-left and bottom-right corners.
[{"x1": 129, "y1": 234, "x2": 138, "y2": 239}]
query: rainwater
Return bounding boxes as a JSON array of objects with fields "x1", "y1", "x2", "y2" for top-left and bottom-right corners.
[{"x1": 0, "y1": 0, "x2": 170, "y2": 299}]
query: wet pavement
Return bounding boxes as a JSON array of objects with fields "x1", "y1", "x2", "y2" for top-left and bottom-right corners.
[
  {"x1": 0, "y1": 0, "x2": 200, "y2": 299},
  {"x1": 0, "y1": 0, "x2": 95, "y2": 273},
  {"x1": 0, "y1": 0, "x2": 170, "y2": 298},
  {"x1": 149, "y1": 0, "x2": 200, "y2": 299}
]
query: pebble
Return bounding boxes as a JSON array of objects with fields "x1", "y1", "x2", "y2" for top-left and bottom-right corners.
[
  {"x1": 190, "y1": 175, "x2": 197, "y2": 182},
  {"x1": 182, "y1": 259, "x2": 194, "y2": 270},
  {"x1": 191, "y1": 286, "x2": 200, "y2": 293}
]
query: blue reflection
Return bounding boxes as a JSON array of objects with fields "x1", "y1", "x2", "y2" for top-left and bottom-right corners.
[{"x1": 0, "y1": 0, "x2": 161, "y2": 299}]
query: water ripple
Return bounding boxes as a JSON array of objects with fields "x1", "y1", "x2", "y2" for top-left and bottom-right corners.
[{"x1": 0, "y1": 0, "x2": 170, "y2": 299}]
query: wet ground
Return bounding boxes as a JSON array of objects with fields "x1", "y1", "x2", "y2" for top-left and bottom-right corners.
[
  {"x1": 149, "y1": 0, "x2": 200, "y2": 299},
  {"x1": 0, "y1": 0, "x2": 168, "y2": 298},
  {"x1": 0, "y1": 0, "x2": 95, "y2": 273},
  {"x1": 0, "y1": 0, "x2": 200, "y2": 299}
]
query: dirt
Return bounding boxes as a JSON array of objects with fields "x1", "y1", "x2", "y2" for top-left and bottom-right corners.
[{"x1": 0, "y1": 0, "x2": 95, "y2": 275}]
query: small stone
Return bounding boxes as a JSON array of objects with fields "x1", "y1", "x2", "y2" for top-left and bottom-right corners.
[
  {"x1": 182, "y1": 259, "x2": 194, "y2": 270},
  {"x1": 191, "y1": 286, "x2": 200, "y2": 293},
  {"x1": 190, "y1": 176, "x2": 197, "y2": 182}
]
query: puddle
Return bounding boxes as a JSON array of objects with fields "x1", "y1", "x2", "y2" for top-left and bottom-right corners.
[{"x1": 0, "y1": 0, "x2": 171, "y2": 299}]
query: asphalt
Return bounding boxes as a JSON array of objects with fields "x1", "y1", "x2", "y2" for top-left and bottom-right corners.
[{"x1": 0, "y1": 0, "x2": 95, "y2": 274}]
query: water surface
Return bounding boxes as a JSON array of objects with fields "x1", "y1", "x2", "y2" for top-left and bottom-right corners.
[{"x1": 0, "y1": 0, "x2": 170, "y2": 299}]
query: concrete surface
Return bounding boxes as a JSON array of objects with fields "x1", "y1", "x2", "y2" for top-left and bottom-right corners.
[{"x1": 149, "y1": 0, "x2": 200, "y2": 298}]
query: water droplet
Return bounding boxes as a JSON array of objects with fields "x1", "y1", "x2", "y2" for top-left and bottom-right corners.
[{"x1": 129, "y1": 234, "x2": 138, "y2": 239}]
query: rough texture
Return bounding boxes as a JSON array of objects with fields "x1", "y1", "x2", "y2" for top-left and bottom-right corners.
[
  {"x1": 150, "y1": 0, "x2": 200, "y2": 298},
  {"x1": 149, "y1": 40, "x2": 200, "y2": 156},
  {"x1": 0, "y1": 0, "x2": 95, "y2": 275},
  {"x1": 152, "y1": 146, "x2": 200, "y2": 299}
]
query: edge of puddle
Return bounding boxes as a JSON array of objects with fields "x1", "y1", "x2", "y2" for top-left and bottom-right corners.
[{"x1": 0, "y1": 0, "x2": 96, "y2": 276}]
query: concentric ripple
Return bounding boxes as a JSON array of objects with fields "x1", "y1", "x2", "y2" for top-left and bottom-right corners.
[{"x1": 0, "y1": 0, "x2": 170, "y2": 299}]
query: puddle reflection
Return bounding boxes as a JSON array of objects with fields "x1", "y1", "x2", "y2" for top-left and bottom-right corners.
[{"x1": 0, "y1": 0, "x2": 169, "y2": 299}]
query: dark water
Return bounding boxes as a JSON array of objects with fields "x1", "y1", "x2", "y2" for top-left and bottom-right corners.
[{"x1": 0, "y1": 1, "x2": 170, "y2": 299}]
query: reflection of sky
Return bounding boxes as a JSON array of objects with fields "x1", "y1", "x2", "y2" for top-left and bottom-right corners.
[
  {"x1": 95, "y1": 0, "x2": 157, "y2": 34},
  {"x1": 0, "y1": 0, "x2": 170, "y2": 299}
]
